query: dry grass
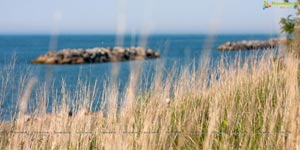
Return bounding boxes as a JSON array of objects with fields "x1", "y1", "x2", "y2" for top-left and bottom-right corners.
[{"x1": 0, "y1": 51, "x2": 299, "y2": 149}]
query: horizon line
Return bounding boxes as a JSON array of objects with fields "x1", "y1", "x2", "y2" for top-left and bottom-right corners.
[{"x1": 0, "y1": 32, "x2": 280, "y2": 36}]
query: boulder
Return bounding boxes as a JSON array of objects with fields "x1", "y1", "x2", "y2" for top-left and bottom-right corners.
[{"x1": 45, "y1": 57, "x2": 59, "y2": 64}]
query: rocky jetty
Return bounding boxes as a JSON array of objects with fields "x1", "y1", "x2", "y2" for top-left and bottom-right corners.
[
  {"x1": 217, "y1": 39, "x2": 280, "y2": 50},
  {"x1": 32, "y1": 47, "x2": 160, "y2": 64}
]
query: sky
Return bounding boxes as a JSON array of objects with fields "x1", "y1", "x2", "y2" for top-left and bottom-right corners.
[{"x1": 0, "y1": 0, "x2": 297, "y2": 34}]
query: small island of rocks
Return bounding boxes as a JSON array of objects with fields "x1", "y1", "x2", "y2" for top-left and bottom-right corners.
[
  {"x1": 32, "y1": 47, "x2": 160, "y2": 64},
  {"x1": 217, "y1": 39, "x2": 281, "y2": 51}
]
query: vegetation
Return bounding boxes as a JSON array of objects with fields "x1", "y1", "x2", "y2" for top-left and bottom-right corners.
[
  {"x1": 279, "y1": 0, "x2": 300, "y2": 56},
  {"x1": 291, "y1": 0, "x2": 300, "y2": 57},
  {"x1": 280, "y1": 15, "x2": 295, "y2": 40},
  {"x1": 0, "y1": 51, "x2": 299, "y2": 149}
]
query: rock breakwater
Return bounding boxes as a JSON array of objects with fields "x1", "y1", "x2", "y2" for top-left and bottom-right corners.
[
  {"x1": 32, "y1": 47, "x2": 160, "y2": 64},
  {"x1": 217, "y1": 39, "x2": 280, "y2": 50}
]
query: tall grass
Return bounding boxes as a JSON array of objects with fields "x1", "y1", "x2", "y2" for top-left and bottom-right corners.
[{"x1": 0, "y1": 51, "x2": 299, "y2": 149}]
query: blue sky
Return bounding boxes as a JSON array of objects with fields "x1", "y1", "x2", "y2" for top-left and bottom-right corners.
[{"x1": 0, "y1": 0, "x2": 297, "y2": 34}]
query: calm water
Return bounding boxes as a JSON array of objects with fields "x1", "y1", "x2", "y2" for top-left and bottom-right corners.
[{"x1": 0, "y1": 34, "x2": 278, "y2": 120}]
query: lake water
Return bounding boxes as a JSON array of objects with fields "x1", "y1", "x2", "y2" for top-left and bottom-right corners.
[{"x1": 0, "y1": 34, "x2": 278, "y2": 120}]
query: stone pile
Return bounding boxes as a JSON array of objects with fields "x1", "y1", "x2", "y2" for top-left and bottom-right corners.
[
  {"x1": 32, "y1": 47, "x2": 160, "y2": 64},
  {"x1": 217, "y1": 39, "x2": 280, "y2": 50}
]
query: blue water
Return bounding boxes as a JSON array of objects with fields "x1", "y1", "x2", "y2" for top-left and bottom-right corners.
[{"x1": 0, "y1": 34, "x2": 278, "y2": 120}]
